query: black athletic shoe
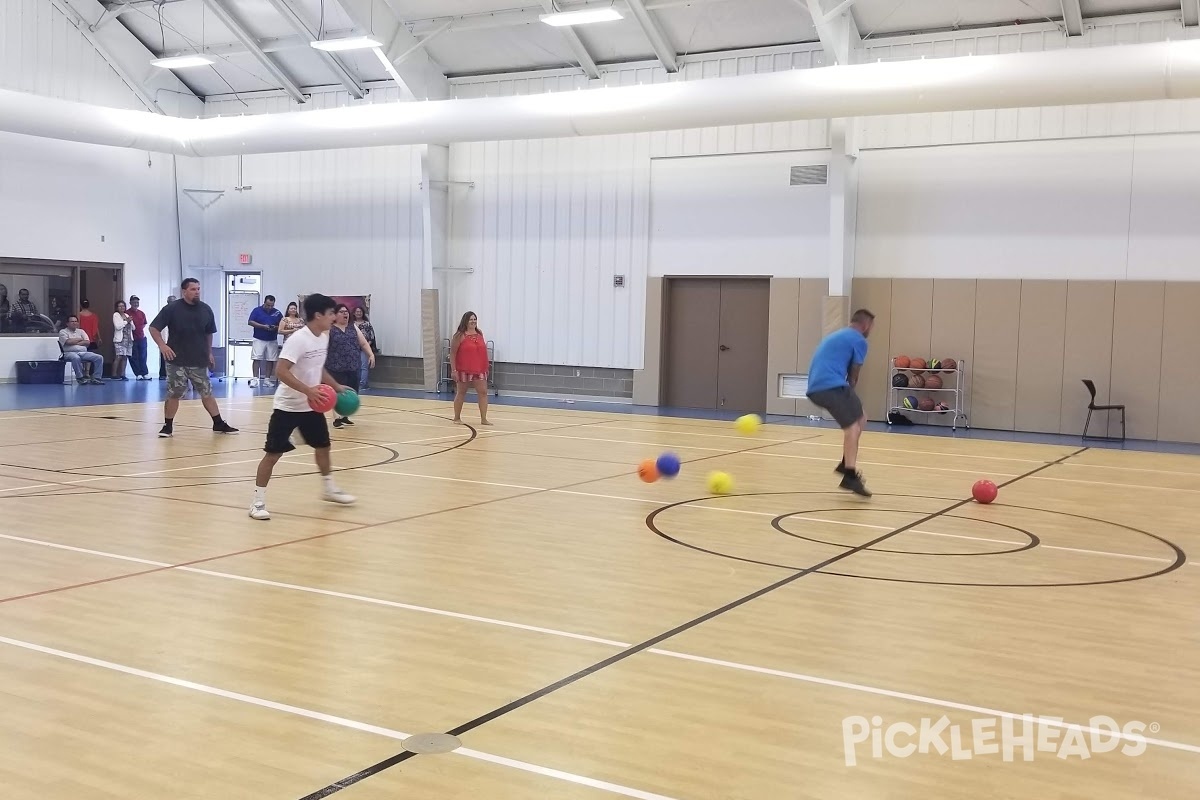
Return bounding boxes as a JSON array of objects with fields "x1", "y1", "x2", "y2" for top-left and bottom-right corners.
[
  {"x1": 213, "y1": 421, "x2": 239, "y2": 434},
  {"x1": 158, "y1": 424, "x2": 173, "y2": 438},
  {"x1": 835, "y1": 459, "x2": 850, "y2": 475},
  {"x1": 839, "y1": 470, "x2": 871, "y2": 497}
]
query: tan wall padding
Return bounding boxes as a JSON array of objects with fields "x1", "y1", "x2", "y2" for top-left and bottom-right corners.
[
  {"x1": 766, "y1": 279, "x2": 800, "y2": 416},
  {"x1": 797, "y1": 279, "x2": 828, "y2": 417},
  {"x1": 849, "y1": 278, "x2": 892, "y2": 421},
  {"x1": 929, "y1": 280, "x2": 976, "y2": 427},
  {"x1": 1157, "y1": 282, "x2": 1200, "y2": 444},
  {"x1": 1110, "y1": 282, "x2": 1164, "y2": 440},
  {"x1": 633, "y1": 277, "x2": 665, "y2": 405},
  {"x1": 822, "y1": 295, "x2": 849, "y2": 337},
  {"x1": 970, "y1": 280, "x2": 1021, "y2": 430},
  {"x1": 1060, "y1": 281, "x2": 1115, "y2": 436},
  {"x1": 1015, "y1": 280, "x2": 1068, "y2": 434}
]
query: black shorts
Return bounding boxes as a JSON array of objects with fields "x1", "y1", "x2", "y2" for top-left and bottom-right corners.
[
  {"x1": 264, "y1": 409, "x2": 331, "y2": 454},
  {"x1": 807, "y1": 386, "x2": 864, "y2": 429},
  {"x1": 329, "y1": 369, "x2": 359, "y2": 394}
]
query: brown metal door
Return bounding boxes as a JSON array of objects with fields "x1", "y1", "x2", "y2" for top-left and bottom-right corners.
[
  {"x1": 664, "y1": 278, "x2": 721, "y2": 409},
  {"x1": 715, "y1": 279, "x2": 770, "y2": 414}
]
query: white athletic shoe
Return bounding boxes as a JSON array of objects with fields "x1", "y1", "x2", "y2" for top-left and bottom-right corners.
[
  {"x1": 248, "y1": 501, "x2": 271, "y2": 520},
  {"x1": 322, "y1": 488, "x2": 356, "y2": 505}
]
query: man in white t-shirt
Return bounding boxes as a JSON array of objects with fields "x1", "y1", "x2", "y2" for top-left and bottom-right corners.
[{"x1": 250, "y1": 293, "x2": 355, "y2": 520}]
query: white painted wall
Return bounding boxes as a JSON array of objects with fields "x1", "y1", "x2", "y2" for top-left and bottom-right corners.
[
  {"x1": 447, "y1": 135, "x2": 650, "y2": 369},
  {"x1": 199, "y1": 145, "x2": 424, "y2": 358},
  {"x1": 0, "y1": 133, "x2": 186, "y2": 311},
  {"x1": 648, "y1": 151, "x2": 829, "y2": 280},
  {"x1": 855, "y1": 132, "x2": 1200, "y2": 281},
  {"x1": 0, "y1": 0, "x2": 197, "y2": 372},
  {"x1": 0, "y1": 337, "x2": 64, "y2": 383}
]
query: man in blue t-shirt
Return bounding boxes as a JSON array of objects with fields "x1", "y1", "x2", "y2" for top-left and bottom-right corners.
[
  {"x1": 806, "y1": 308, "x2": 875, "y2": 497},
  {"x1": 248, "y1": 295, "x2": 284, "y2": 387}
]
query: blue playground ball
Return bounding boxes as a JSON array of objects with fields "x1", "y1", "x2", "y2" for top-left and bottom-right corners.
[{"x1": 656, "y1": 452, "x2": 681, "y2": 478}]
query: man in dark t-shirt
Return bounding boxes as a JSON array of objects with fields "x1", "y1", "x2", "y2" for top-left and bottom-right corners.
[{"x1": 148, "y1": 278, "x2": 238, "y2": 438}]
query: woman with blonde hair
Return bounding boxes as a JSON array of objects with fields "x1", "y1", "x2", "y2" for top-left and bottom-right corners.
[{"x1": 451, "y1": 311, "x2": 490, "y2": 426}]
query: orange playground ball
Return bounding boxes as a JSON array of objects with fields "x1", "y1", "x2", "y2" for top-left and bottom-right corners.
[
  {"x1": 894, "y1": 355, "x2": 911, "y2": 369},
  {"x1": 638, "y1": 459, "x2": 660, "y2": 483}
]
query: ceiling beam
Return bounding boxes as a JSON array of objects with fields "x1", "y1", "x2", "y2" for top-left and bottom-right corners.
[
  {"x1": 407, "y1": 0, "x2": 731, "y2": 35},
  {"x1": 1061, "y1": 0, "x2": 1084, "y2": 35},
  {"x1": 334, "y1": 0, "x2": 449, "y2": 99},
  {"x1": 537, "y1": 0, "x2": 601, "y2": 78},
  {"x1": 624, "y1": 0, "x2": 678, "y2": 72},
  {"x1": 201, "y1": 0, "x2": 307, "y2": 104},
  {"x1": 1184, "y1": 0, "x2": 1199, "y2": 27},
  {"x1": 803, "y1": 0, "x2": 859, "y2": 65},
  {"x1": 45, "y1": 0, "x2": 192, "y2": 114},
  {"x1": 262, "y1": 0, "x2": 365, "y2": 99},
  {"x1": 157, "y1": 30, "x2": 359, "y2": 59}
]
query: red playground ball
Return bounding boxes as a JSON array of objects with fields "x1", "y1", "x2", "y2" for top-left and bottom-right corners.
[
  {"x1": 972, "y1": 479, "x2": 998, "y2": 504},
  {"x1": 309, "y1": 384, "x2": 337, "y2": 413}
]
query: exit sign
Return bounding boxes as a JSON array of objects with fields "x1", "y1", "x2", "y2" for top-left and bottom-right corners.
[{"x1": 239, "y1": 253, "x2": 252, "y2": 264}]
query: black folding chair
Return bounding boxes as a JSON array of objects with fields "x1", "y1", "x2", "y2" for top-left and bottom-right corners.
[{"x1": 1081, "y1": 379, "x2": 1125, "y2": 441}]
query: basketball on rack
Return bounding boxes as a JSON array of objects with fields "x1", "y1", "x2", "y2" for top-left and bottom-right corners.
[
  {"x1": 903, "y1": 395, "x2": 919, "y2": 409},
  {"x1": 909, "y1": 358, "x2": 927, "y2": 373},
  {"x1": 894, "y1": 355, "x2": 911, "y2": 369},
  {"x1": 927, "y1": 358, "x2": 941, "y2": 371},
  {"x1": 918, "y1": 397, "x2": 936, "y2": 412},
  {"x1": 925, "y1": 375, "x2": 942, "y2": 390},
  {"x1": 892, "y1": 373, "x2": 909, "y2": 387},
  {"x1": 941, "y1": 358, "x2": 957, "y2": 371},
  {"x1": 909, "y1": 374, "x2": 926, "y2": 389}
]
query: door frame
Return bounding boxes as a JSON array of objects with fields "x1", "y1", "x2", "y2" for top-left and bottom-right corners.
[{"x1": 659, "y1": 275, "x2": 772, "y2": 408}]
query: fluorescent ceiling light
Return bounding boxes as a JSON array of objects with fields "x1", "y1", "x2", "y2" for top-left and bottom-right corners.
[
  {"x1": 310, "y1": 36, "x2": 383, "y2": 52},
  {"x1": 150, "y1": 54, "x2": 214, "y2": 69},
  {"x1": 539, "y1": 8, "x2": 623, "y2": 26}
]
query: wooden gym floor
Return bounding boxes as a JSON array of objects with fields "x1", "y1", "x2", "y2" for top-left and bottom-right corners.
[{"x1": 0, "y1": 394, "x2": 1197, "y2": 799}]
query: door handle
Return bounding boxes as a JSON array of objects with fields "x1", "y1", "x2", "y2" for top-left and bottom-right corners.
[{"x1": 719, "y1": 345, "x2": 730, "y2": 351}]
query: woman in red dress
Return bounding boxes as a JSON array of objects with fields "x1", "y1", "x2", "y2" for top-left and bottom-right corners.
[{"x1": 450, "y1": 311, "x2": 491, "y2": 426}]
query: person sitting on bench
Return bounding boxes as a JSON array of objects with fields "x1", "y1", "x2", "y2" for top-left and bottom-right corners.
[{"x1": 59, "y1": 315, "x2": 104, "y2": 384}]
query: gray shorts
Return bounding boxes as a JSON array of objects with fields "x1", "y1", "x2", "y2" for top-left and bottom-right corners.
[{"x1": 807, "y1": 386, "x2": 864, "y2": 429}]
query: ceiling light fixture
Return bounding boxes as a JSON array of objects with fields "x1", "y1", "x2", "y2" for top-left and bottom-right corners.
[
  {"x1": 539, "y1": 8, "x2": 623, "y2": 26},
  {"x1": 310, "y1": 36, "x2": 383, "y2": 52},
  {"x1": 150, "y1": 54, "x2": 215, "y2": 69}
]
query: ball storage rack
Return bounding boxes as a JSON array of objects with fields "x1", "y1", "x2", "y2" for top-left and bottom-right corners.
[{"x1": 885, "y1": 357, "x2": 970, "y2": 431}]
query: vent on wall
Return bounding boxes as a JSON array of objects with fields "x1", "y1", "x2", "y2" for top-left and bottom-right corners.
[
  {"x1": 790, "y1": 165, "x2": 828, "y2": 186},
  {"x1": 779, "y1": 374, "x2": 809, "y2": 398}
]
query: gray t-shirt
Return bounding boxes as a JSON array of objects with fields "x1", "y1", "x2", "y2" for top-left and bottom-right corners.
[{"x1": 59, "y1": 328, "x2": 90, "y2": 353}]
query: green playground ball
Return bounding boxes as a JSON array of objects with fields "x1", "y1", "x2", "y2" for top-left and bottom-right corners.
[{"x1": 335, "y1": 388, "x2": 360, "y2": 417}]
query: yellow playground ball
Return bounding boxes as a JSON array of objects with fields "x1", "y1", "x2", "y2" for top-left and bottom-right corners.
[
  {"x1": 735, "y1": 414, "x2": 762, "y2": 435},
  {"x1": 707, "y1": 471, "x2": 734, "y2": 495}
]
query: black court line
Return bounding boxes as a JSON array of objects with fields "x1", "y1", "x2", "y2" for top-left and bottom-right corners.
[{"x1": 299, "y1": 447, "x2": 1088, "y2": 798}]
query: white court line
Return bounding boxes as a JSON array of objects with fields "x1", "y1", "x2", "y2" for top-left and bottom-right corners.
[
  {"x1": 2, "y1": 533, "x2": 1194, "y2": 760},
  {"x1": 1031, "y1": 476, "x2": 1200, "y2": 494},
  {"x1": 356, "y1": 468, "x2": 1187, "y2": 566},
  {"x1": 465, "y1": 430, "x2": 1024, "y2": 476},
  {"x1": 0, "y1": 635, "x2": 677, "y2": 800},
  {"x1": 0, "y1": 432, "x2": 468, "y2": 494},
  {"x1": 646, "y1": 649, "x2": 1200, "y2": 755}
]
